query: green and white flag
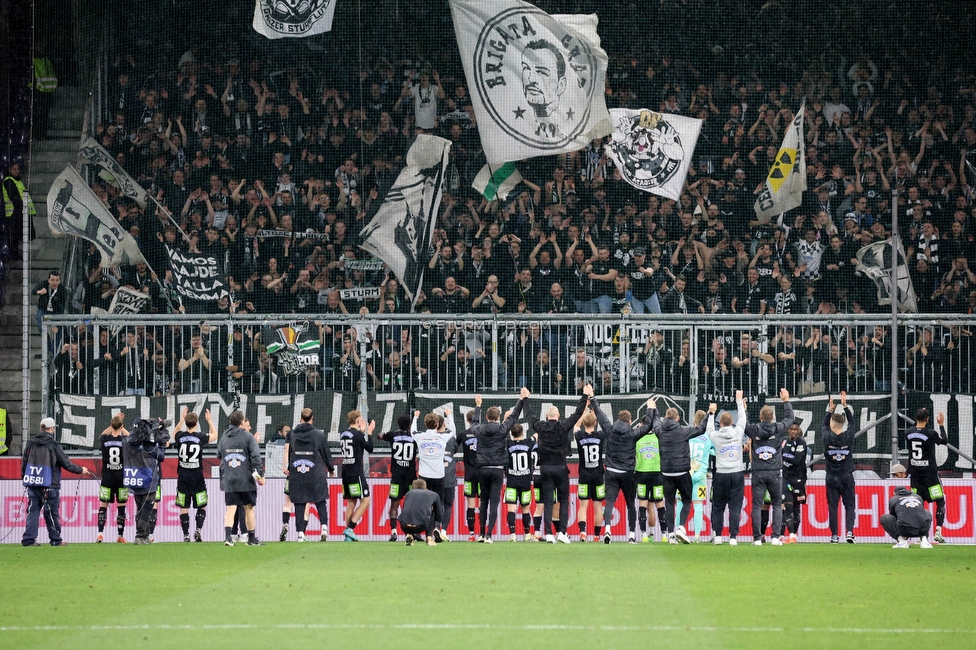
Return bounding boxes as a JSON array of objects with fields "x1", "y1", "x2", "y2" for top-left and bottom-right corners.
[{"x1": 472, "y1": 162, "x2": 523, "y2": 201}]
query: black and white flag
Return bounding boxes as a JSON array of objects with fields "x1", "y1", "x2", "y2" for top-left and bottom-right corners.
[
  {"x1": 605, "y1": 108, "x2": 702, "y2": 201},
  {"x1": 165, "y1": 246, "x2": 227, "y2": 301},
  {"x1": 79, "y1": 137, "x2": 147, "y2": 208},
  {"x1": 252, "y1": 0, "x2": 337, "y2": 39},
  {"x1": 359, "y1": 135, "x2": 452, "y2": 307},
  {"x1": 450, "y1": 0, "x2": 612, "y2": 165},
  {"x1": 46, "y1": 166, "x2": 145, "y2": 267},
  {"x1": 855, "y1": 238, "x2": 918, "y2": 312},
  {"x1": 90, "y1": 287, "x2": 151, "y2": 334}
]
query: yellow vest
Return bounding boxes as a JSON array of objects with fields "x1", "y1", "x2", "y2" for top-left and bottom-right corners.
[
  {"x1": 33, "y1": 57, "x2": 57, "y2": 92},
  {"x1": 3, "y1": 176, "x2": 35, "y2": 218},
  {"x1": 0, "y1": 407, "x2": 7, "y2": 455}
]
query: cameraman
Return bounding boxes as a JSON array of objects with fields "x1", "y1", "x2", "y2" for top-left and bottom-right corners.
[
  {"x1": 21, "y1": 418, "x2": 93, "y2": 546},
  {"x1": 123, "y1": 417, "x2": 168, "y2": 545}
]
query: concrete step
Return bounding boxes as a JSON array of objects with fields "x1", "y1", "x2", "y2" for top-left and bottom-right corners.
[{"x1": 31, "y1": 139, "x2": 78, "y2": 153}]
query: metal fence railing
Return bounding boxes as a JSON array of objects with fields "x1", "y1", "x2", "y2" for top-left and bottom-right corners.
[{"x1": 40, "y1": 312, "x2": 974, "y2": 402}]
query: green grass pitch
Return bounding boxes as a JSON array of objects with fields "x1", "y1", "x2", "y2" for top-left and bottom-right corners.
[{"x1": 1, "y1": 542, "x2": 974, "y2": 649}]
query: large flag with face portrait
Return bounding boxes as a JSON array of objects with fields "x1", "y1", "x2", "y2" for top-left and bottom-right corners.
[
  {"x1": 359, "y1": 135, "x2": 452, "y2": 308},
  {"x1": 449, "y1": 0, "x2": 612, "y2": 166}
]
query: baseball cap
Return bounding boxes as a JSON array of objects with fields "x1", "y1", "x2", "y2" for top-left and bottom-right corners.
[
  {"x1": 633, "y1": 247, "x2": 646, "y2": 257},
  {"x1": 889, "y1": 463, "x2": 907, "y2": 475},
  {"x1": 40, "y1": 417, "x2": 56, "y2": 429}
]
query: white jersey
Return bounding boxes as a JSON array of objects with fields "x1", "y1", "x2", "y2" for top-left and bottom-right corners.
[
  {"x1": 706, "y1": 402, "x2": 748, "y2": 473},
  {"x1": 410, "y1": 413, "x2": 455, "y2": 479}
]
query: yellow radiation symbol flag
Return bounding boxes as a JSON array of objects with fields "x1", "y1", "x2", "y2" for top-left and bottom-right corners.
[{"x1": 766, "y1": 147, "x2": 798, "y2": 194}]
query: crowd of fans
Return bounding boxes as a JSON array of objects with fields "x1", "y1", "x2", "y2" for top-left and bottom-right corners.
[{"x1": 35, "y1": 1, "x2": 976, "y2": 397}]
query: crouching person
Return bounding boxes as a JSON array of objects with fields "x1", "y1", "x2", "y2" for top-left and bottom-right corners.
[{"x1": 398, "y1": 479, "x2": 444, "y2": 547}]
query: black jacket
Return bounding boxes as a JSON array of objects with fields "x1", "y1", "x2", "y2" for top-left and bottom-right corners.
[
  {"x1": 22, "y1": 431, "x2": 84, "y2": 488},
  {"x1": 33, "y1": 280, "x2": 67, "y2": 315},
  {"x1": 651, "y1": 409, "x2": 706, "y2": 474},
  {"x1": 744, "y1": 402, "x2": 794, "y2": 471},
  {"x1": 472, "y1": 398, "x2": 525, "y2": 467},
  {"x1": 287, "y1": 422, "x2": 334, "y2": 503},
  {"x1": 822, "y1": 407, "x2": 855, "y2": 476},
  {"x1": 218, "y1": 425, "x2": 264, "y2": 491},
  {"x1": 528, "y1": 394, "x2": 587, "y2": 466},
  {"x1": 592, "y1": 397, "x2": 653, "y2": 472},
  {"x1": 122, "y1": 435, "x2": 166, "y2": 495}
]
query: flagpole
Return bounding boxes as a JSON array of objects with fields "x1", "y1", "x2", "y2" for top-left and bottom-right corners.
[{"x1": 890, "y1": 187, "x2": 900, "y2": 467}]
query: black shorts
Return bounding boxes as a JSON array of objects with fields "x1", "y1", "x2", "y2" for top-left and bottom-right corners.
[
  {"x1": 389, "y1": 470, "x2": 415, "y2": 501},
  {"x1": 635, "y1": 471, "x2": 664, "y2": 502},
  {"x1": 225, "y1": 491, "x2": 257, "y2": 507},
  {"x1": 342, "y1": 474, "x2": 370, "y2": 499},
  {"x1": 782, "y1": 475, "x2": 806, "y2": 500},
  {"x1": 464, "y1": 466, "x2": 481, "y2": 498},
  {"x1": 577, "y1": 471, "x2": 605, "y2": 501},
  {"x1": 98, "y1": 485, "x2": 128, "y2": 504},
  {"x1": 505, "y1": 484, "x2": 533, "y2": 506},
  {"x1": 176, "y1": 473, "x2": 208, "y2": 508},
  {"x1": 911, "y1": 472, "x2": 945, "y2": 502}
]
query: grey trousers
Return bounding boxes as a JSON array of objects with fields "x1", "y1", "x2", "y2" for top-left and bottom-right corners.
[{"x1": 751, "y1": 470, "x2": 783, "y2": 539}]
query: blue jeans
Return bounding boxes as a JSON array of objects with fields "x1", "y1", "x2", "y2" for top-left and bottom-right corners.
[
  {"x1": 593, "y1": 295, "x2": 612, "y2": 314},
  {"x1": 631, "y1": 294, "x2": 662, "y2": 314},
  {"x1": 22, "y1": 486, "x2": 61, "y2": 545}
]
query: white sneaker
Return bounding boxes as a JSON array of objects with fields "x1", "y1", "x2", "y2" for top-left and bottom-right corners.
[
  {"x1": 675, "y1": 525, "x2": 691, "y2": 544},
  {"x1": 510, "y1": 533, "x2": 517, "y2": 543},
  {"x1": 483, "y1": 537, "x2": 493, "y2": 544},
  {"x1": 524, "y1": 533, "x2": 534, "y2": 542},
  {"x1": 693, "y1": 535, "x2": 700, "y2": 544},
  {"x1": 439, "y1": 528, "x2": 451, "y2": 542},
  {"x1": 712, "y1": 536, "x2": 723, "y2": 545},
  {"x1": 545, "y1": 534, "x2": 556, "y2": 544},
  {"x1": 729, "y1": 538, "x2": 738, "y2": 547},
  {"x1": 297, "y1": 532, "x2": 306, "y2": 542},
  {"x1": 668, "y1": 533, "x2": 678, "y2": 545},
  {"x1": 920, "y1": 537, "x2": 933, "y2": 549},
  {"x1": 892, "y1": 537, "x2": 910, "y2": 549},
  {"x1": 771, "y1": 537, "x2": 783, "y2": 546},
  {"x1": 556, "y1": 532, "x2": 571, "y2": 544},
  {"x1": 753, "y1": 540, "x2": 763, "y2": 546}
]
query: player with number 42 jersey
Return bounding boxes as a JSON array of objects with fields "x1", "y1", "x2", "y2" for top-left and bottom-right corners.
[{"x1": 173, "y1": 407, "x2": 218, "y2": 542}]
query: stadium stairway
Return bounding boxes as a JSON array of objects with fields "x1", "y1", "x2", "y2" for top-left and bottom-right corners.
[{"x1": 0, "y1": 85, "x2": 85, "y2": 454}]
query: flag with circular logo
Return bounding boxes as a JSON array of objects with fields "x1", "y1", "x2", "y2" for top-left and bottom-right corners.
[
  {"x1": 605, "y1": 108, "x2": 702, "y2": 201},
  {"x1": 449, "y1": 0, "x2": 612, "y2": 165}
]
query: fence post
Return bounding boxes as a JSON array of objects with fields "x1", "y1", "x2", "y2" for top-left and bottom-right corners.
[
  {"x1": 619, "y1": 314, "x2": 630, "y2": 395},
  {"x1": 688, "y1": 323, "x2": 698, "y2": 416},
  {"x1": 491, "y1": 318, "x2": 499, "y2": 391}
]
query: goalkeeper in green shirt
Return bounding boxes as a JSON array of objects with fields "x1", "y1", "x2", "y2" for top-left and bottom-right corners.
[{"x1": 634, "y1": 429, "x2": 664, "y2": 543}]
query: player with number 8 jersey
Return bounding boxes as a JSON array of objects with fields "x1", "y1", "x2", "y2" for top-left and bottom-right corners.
[
  {"x1": 97, "y1": 414, "x2": 130, "y2": 543},
  {"x1": 173, "y1": 407, "x2": 218, "y2": 542}
]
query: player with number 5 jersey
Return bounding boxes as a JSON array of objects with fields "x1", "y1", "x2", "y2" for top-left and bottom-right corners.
[
  {"x1": 904, "y1": 408, "x2": 948, "y2": 543},
  {"x1": 172, "y1": 407, "x2": 217, "y2": 542}
]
